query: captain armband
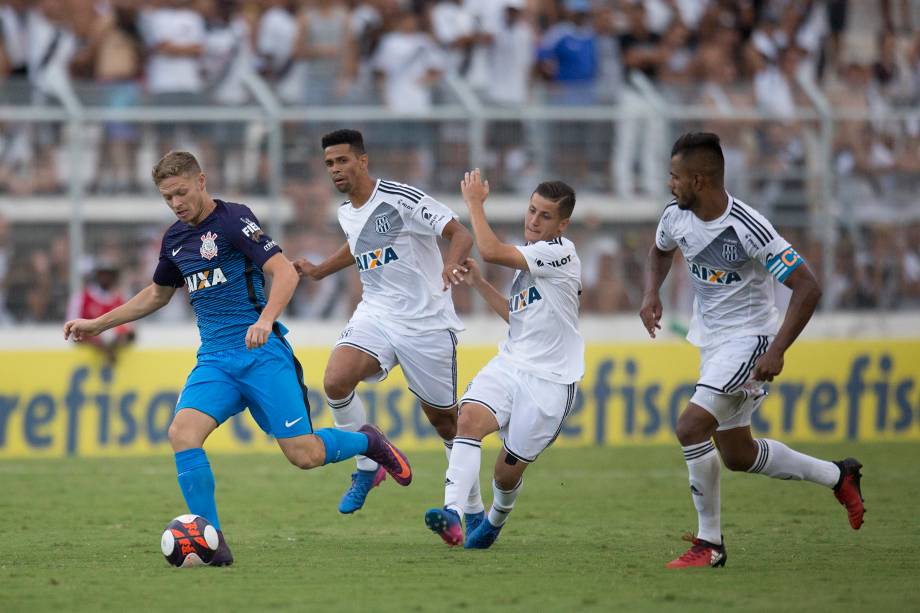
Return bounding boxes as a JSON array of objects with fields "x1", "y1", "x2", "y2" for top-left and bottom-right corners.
[{"x1": 765, "y1": 246, "x2": 803, "y2": 282}]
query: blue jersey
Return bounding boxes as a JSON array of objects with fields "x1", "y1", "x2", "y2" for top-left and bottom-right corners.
[{"x1": 153, "y1": 200, "x2": 285, "y2": 354}]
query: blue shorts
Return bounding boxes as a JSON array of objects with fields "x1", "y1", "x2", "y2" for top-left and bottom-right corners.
[{"x1": 176, "y1": 336, "x2": 313, "y2": 438}]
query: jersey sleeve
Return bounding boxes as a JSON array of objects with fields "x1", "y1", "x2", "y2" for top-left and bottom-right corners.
[
  {"x1": 406, "y1": 195, "x2": 458, "y2": 237},
  {"x1": 224, "y1": 205, "x2": 282, "y2": 268},
  {"x1": 655, "y1": 205, "x2": 678, "y2": 251},
  {"x1": 152, "y1": 234, "x2": 183, "y2": 288},
  {"x1": 739, "y1": 207, "x2": 803, "y2": 283},
  {"x1": 515, "y1": 239, "x2": 577, "y2": 279}
]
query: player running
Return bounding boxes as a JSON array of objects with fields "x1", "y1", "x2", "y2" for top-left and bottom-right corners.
[
  {"x1": 640, "y1": 132, "x2": 865, "y2": 569},
  {"x1": 63, "y1": 151, "x2": 413, "y2": 566},
  {"x1": 293, "y1": 129, "x2": 485, "y2": 522},
  {"x1": 424, "y1": 169, "x2": 584, "y2": 549}
]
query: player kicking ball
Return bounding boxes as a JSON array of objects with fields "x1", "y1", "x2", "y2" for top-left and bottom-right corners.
[
  {"x1": 425, "y1": 169, "x2": 584, "y2": 548},
  {"x1": 293, "y1": 130, "x2": 485, "y2": 524},
  {"x1": 640, "y1": 133, "x2": 865, "y2": 568},
  {"x1": 63, "y1": 152, "x2": 413, "y2": 566}
]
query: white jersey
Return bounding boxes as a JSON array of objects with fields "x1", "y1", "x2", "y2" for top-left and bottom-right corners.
[
  {"x1": 656, "y1": 193, "x2": 804, "y2": 347},
  {"x1": 338, "y1": 179, "x2": 464, "y2": 335},
  {"x1": 498, "y1": 237, "x2": 584, "y2": 384}
]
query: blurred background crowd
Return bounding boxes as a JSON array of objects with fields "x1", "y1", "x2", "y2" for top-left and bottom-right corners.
[{"x1": 1, "y1": 0, "x2": 919, "y2": 329}]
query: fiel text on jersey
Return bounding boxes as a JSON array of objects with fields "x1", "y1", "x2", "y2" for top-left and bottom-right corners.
[
  {"x1": 185, "y1": 267, "x2": 228, "y2": 293},
  {"x1": 355, "y1": 245, "x2": 399, "y2": 271},
  {"x1": 688, "y1": 261, "x2": 742, "y2": 285}
]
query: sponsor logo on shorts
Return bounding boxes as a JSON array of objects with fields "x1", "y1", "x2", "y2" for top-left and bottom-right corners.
[{"x1": 355, "y1": 246, "x2": 399, "y2": 271}]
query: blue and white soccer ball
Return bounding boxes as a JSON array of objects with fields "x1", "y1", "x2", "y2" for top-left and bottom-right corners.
[{"x1": 160, "y1": 514, "x2": 219, "y2": 567}]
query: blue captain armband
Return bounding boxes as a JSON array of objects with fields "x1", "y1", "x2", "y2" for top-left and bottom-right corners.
[{"x1": 766, "y1": 246, "x2": 803, "y2": 282}]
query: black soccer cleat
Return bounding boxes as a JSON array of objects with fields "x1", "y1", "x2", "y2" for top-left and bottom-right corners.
[
  {"x1": 210, "y1": 530, "x2": 234, "y2": 567},
  {"x1": 833, "y1": 458, "x2": 865, "y2": 530}
]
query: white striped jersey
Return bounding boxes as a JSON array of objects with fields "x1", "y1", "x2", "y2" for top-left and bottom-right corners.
[
  {"x1": 655, "y1": 193, "x2": 803, "y2": 347},
  {"x1": 499, "y1": 237, "x2": 584, "y2": 384},
  {"x1": 338, "y1": 179, "x2": 464, "y2": 335}
]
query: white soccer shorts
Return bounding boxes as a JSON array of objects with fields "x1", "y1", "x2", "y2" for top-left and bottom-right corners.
[
  {"x1": 691, "y1": 334, "x2": 772, "y2": 430},
  {"x1": 334, "y1": 315, "x2": 458, "y2": 409},
  {"x1": 460, "y1": 355, "x2": 578, "y2": 462}
]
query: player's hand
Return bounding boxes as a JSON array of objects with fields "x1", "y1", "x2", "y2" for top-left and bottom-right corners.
[
  {"x1": 459, "y1": 257, "x2": 482, "y2": 287},
  {"x1": 752, "y1": 347, "x2": 784, "y2": 382},
  {"x1": 442, "y1": 261, "x2": 469, "y2": 290},
  {"x1": 246, "y1": 318, "x2": 273, "y2": 350},
  {"x1": 293, "y1": 258, "x2": 320, "y2": 280},
  {"x1": 639, "y1": 293, "x2": 663, "y2": 338},
  {"x1": 460, "y1": 168, "x2": 489, "y2": 206},
  {"x1": 63, "y1": 318, "x2": 102, "y2": 342}
]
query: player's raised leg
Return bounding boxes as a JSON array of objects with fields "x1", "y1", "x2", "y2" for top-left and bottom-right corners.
[
  {"x1": 323, "y1": 344, "x2": 388, "y2": 513},
  {"x1": 465, "y1": 448, "x2": 528, "y2": 549},
  {"x1": 667, "y1": 402, "x2": 726, "y2": 569},
  {"x1": 426, "y1": 401, "x2": 498, "y2": 547},
  {"x1": 716, "y1": 426, "x2": 865, "y2": 529}
]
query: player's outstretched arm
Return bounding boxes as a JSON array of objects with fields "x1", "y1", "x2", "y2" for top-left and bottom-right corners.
[
  {"x1": 461, "y1": 169, "x2": 528, "y2": 271},
  {"x1": 440, "y1": 219, "x2": 473, "y2": 290},
  {"x1": 293, "y1": 241, "x2": 353, "y2": 281},
  {"x1": 639, "y1": 245, "x2": 675, "y2": 338},
  {"x1": 63, "y1": 282, "x2": 176, "y2": 341},
  {"x1": 752, "y1": 262, "x2": 822, "y2": 381},
  {"x1": 461, "y1": 257, "x2": 510, "y2": 323},
  {"x1": 246, "y1": 253, "x2": 299, "y2": 350}
]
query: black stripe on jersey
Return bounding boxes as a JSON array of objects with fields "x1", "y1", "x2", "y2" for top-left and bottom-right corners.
[
  {"x1": 340, "y1": 200, "x2": 351, "y2": 207},
  {"x1": 547, "y1": 237, "x2": 563, "y2": 246},
  {"x1": 722, "y1": 335, "x2": 769, "y2": 393},
  {"x1": 503, "y1": 441, "x2": 535, "y2": 463},
  {"x1": 377, "y1": 185, "x2": 422, "y2": 204},
  {"x1": 461, "y1": 397, "x2": 499, "y2": 417},
  {"x1": 335, "y1": 341, "x2": 380, "y2": 360},
  {"x1": 449, "y1": 330, "x2": 458, "y2": 406},
  {"x1": 380, "y1": 180, "x2": 424, "y2": 200},
  {"x1": 731, "y1": 202, "x2": 774, "y2": 241},
  {"x1": 729, "y1": 203, "x2": 773, "y2": 246},
  {"x1": 664, "y1": 198, "x2": 678, "y2": 209}
]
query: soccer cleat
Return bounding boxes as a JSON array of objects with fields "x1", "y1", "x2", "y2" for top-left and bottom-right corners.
[
  {"x1": 210, "y1": 530, "x2": 234, "y2": 567},
  {"x1": 833, "y1": 458, "x2": 865, "y2": 530},
  {"x1": 665, "y1": 532, "x2": 726, "y2": 569},
  {"x1": 425, "y1": 507, "x2": 463, "y2": 547},
  {"x1": 358, "y1": 424, "x2": 412, "y2": 486},
  {"x1": 338, "y1": 467, "x2": 387, "y2": 514},
  {"x1": 464, "y1": 516, "x2": 502, "y2": 549},
  {"x1": 464, "y1": 511, "x2": 485, "y2": 537}
]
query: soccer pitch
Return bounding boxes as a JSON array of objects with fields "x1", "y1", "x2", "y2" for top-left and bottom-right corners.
[{"x1": 2, "y1": 444, "x2": 916, "y2": 612}]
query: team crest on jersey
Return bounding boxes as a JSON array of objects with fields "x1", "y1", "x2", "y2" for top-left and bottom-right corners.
[
  {"x1": 509, "y1": 285, "x2": 542, "y2": 313},
  {"x1": 184, "y1": 267, "x2": 227, "y2": 293},
  {"x1": 689, "y1": 261, "x2": 742, "y2": 285},
  {"x1": 355, "y1": 246, "x2": 399, "y2": 271},
  {"x1": 722, "y1": 242, "x2": 740, "y2": 262},
  {"x1": 374, "y1": 214, "x2": 391, "y2": 234},
  {"x1": 200, "y1": 232, "x2": 219, "y2": 260}
]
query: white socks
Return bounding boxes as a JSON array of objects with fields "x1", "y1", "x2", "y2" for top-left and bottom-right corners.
[
  {"x1": 682, "y1": 440, "x2": 722, "y2": 545},
  {"x1": 328, "y1": 391, "x2": 377, "y2": 472},
  {"x1": 445, "y1": 440, "x2": 484, "y2": 514},
  {"x1": 488, "y1": 479, "x2": 523, "y2": 527},
  {"x1": 748, "y1": 439, "x2": 841, "y2": 487},
  {"x1": 444, "y1": 437, "x2": 481, "y2": 516}
]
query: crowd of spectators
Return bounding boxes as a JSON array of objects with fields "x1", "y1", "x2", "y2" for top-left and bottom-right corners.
[{"x1": 2, "y1": 0, "x2": 920, "y2": 324}]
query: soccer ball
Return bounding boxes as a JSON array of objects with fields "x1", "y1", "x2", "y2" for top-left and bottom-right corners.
[{"x1": 160, "y1": 514, "x2": 219, "y2": 567}]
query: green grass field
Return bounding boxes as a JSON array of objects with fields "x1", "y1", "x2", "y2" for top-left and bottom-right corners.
[{"x1": 2, "y1": 443, "x2": 917, "y2": 612}]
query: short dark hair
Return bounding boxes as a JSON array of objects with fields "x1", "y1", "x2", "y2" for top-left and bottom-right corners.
[
  {"x1": 533, "y1": 180, "x2": 576, "y2": 219},
  {"x1": 321, "y1": 129, "x2": 366, "y2": 155},
  {"x1": 670, "y1": 132, "x2": 724, "y2": 183}
]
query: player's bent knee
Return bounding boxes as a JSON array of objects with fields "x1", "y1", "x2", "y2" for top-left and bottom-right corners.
[
  {"x1": 723, "y1": 455, "x2": 753, "y2": 472},
  {"x1": 323, "y1": 375, "x2": 356, "y2": 402}
]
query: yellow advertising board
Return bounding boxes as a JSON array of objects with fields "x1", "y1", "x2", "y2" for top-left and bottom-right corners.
[{"x1": 1, "y1": 340, "x2": 918, "y2": 458}]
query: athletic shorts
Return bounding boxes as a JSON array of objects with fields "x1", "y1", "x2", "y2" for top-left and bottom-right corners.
[
  {"x1": 334, "y1": 315, "x2": 459, "y2": 409},
  {"x1": 691, "y1": 335, "x2": 771, "y2": 431},
  {"x1": 176, "y1": 335, "x2": 313, "y2": 439},
  {"x1": 460, "y1": 355, "x2": 578, "y2": 463}
]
